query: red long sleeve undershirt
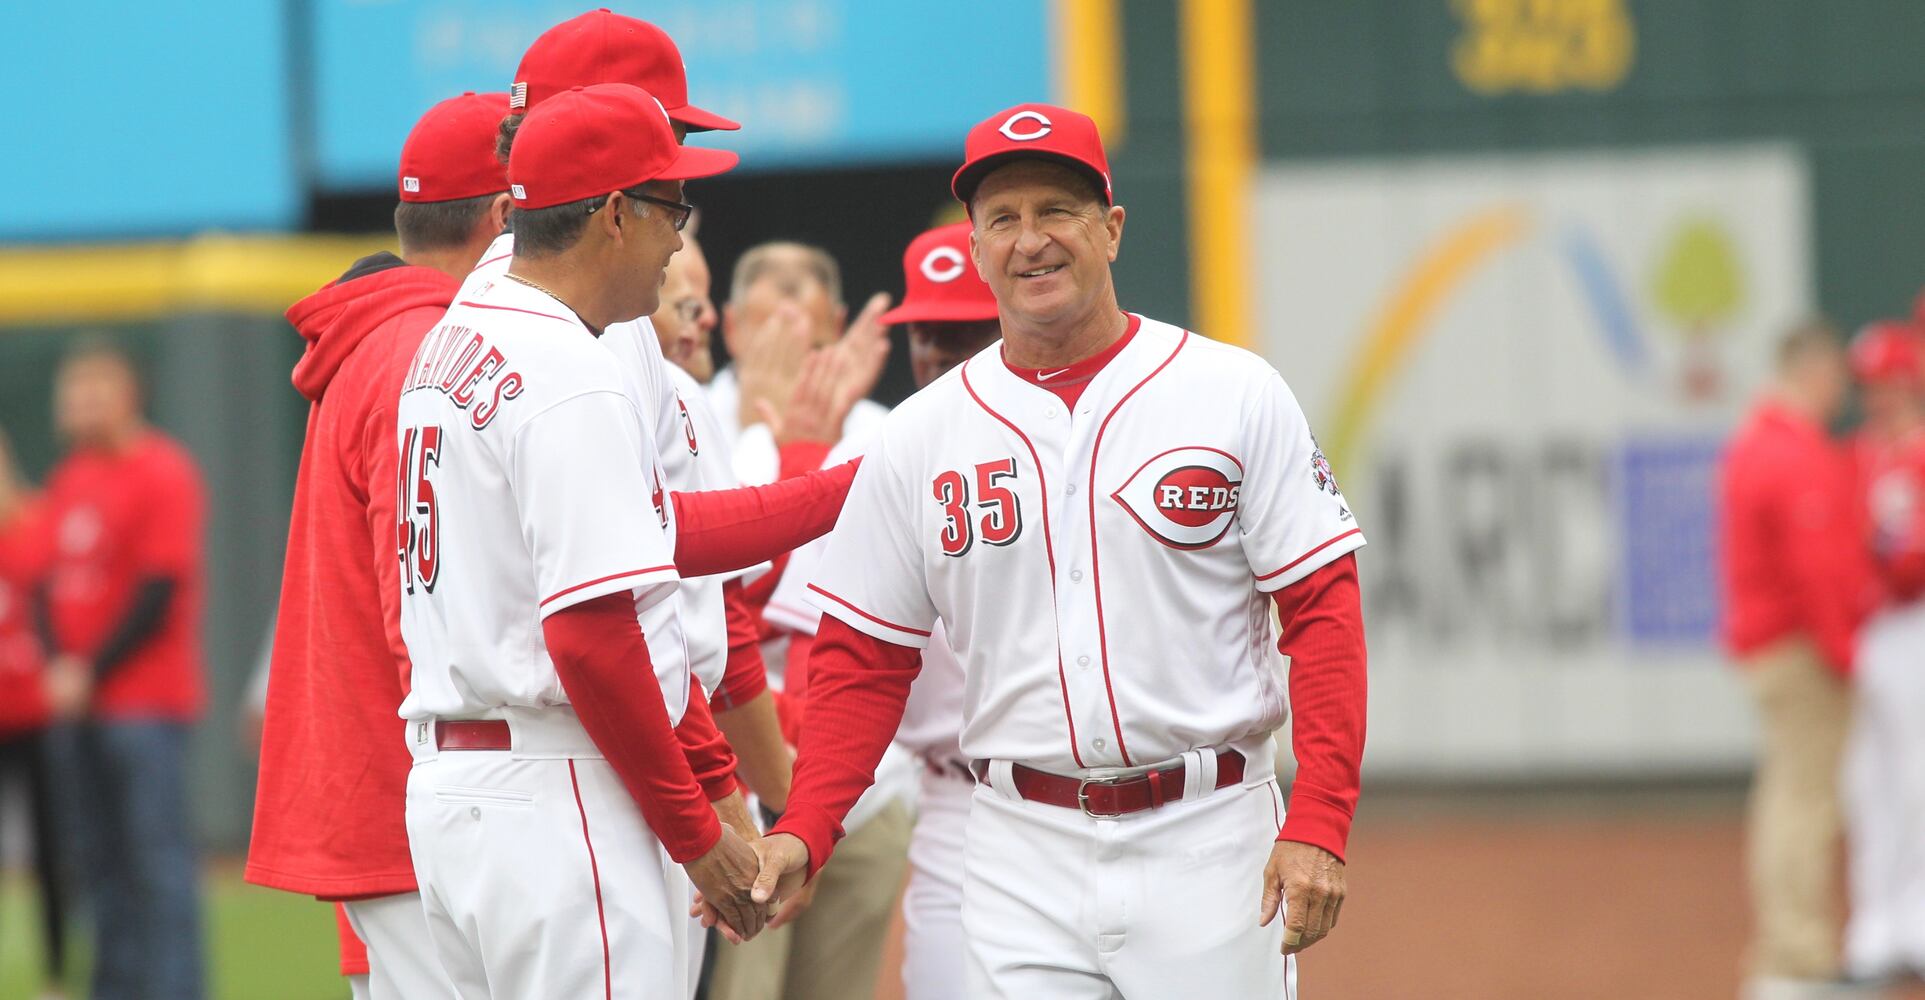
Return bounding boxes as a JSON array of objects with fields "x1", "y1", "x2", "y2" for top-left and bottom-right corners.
[
  {"x1": 669, "y1": 459, "x2": 859, "y2": 578},
  {"x1": 710, "y1": 579, "x2": 771, "y2": 711},
  {"x1": 675, "y1": 680, "x2": 741, "y2": 802},
  {"x1": 544, "y1": 592, "x2": 721, "y2": 864},
  {"x1": 771, "y1": 553, "x2": 1369, "y2": 871}
]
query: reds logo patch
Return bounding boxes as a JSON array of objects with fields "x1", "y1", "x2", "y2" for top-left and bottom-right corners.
[
  {"x1": 677, "y1": 396, "x2": 699, "y2": 456},
  {"x1": 1111, "y1": 447, "x2": 1244, "y2": 550}
]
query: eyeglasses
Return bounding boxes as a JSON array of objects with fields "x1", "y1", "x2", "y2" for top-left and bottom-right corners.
[{"x1": 587, "y1": 188, "x2": 695, "y2": 231}]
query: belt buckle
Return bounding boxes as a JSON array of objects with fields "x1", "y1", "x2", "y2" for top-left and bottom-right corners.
[{"x1": 1075, "y1": 776, "x2": 1121, "y2": 818}]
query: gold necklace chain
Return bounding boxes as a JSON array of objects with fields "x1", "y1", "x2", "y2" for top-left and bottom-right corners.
[{"x1": 505, "y1": 271, "x2": 563, "y2": 301}]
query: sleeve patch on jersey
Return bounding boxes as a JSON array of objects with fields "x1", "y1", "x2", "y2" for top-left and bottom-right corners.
[{"x1": 1311, "y1": 436, "x2": 1342, "y2": 497}]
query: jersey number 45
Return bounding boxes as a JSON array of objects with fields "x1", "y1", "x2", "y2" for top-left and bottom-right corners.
[
  {"x1": 933, "y1": 458, "x2": 1023, "y2": 557},
  {"x1": 397, "y1": 425, "x2": 442, "y2": 594}
]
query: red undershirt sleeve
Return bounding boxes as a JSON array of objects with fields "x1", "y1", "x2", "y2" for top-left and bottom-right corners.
[
  {"x1": 669, "y1": 460, "x2": 859, "y2": 577},
  {"x1": 1271, "y1": 553, "x2": 1368, "y2": 862},
  {"x1": 778, "y1": 441, "x2": 834, "y2": 481},
  {"x1": 545, "y1": 592, "x2": 722, "y2": 864},
  {"x1": 711, "y1": 579, "x2": 771, "y2": 711},
  {"x1": 767, "y1": 616, "x2": 920, "y2": 874},
  {"x1": 675, "y1": 685, "x2": 740, "y2": 803}
]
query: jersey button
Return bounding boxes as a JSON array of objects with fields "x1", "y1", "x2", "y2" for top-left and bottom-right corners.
[
  {"x1": 1065, "y1": 483, "x2": 1077, "y2": 496},
  {"x1": 1077, "y1": 655, "x2": 1090, "y2": 667},
  {"x1": 1070, "y1": 570, "x2": 1084, "y2": 582},
  {"x1": 1045, "y1": 407, "x2": 1059, "y2": 419},
  {"x1": 1093, "y1": 738, "x2": 1107, "y2": 751}
]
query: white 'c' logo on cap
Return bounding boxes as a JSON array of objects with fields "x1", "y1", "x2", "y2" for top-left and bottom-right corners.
[
  {"x1": 998, "y1": 110, "x2": 1052, "y2": 141},
  {"x1": 920, "y1": 246, "x2": 967, "y2": 283}
]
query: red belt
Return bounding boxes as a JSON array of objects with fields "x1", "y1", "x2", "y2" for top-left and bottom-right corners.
[
  {"x1": 975, "y1": 749, "x2": 1245, "y2": 817},
  {"x1": 436, "y1": 720, "x2": 512, "y2": 751}
]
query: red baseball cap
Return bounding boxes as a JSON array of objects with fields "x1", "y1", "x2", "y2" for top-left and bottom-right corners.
[
  {"x1": 951, "y1": 103, "x2": 1113, "y2": 207},
  {"x1": 510, "y1": 9, "x2": 739, "y2": 132},
  {"x1": 1850, "y1": 319, "x2": 1925, "y2": 386},
  {"x1": 398, "y1": 92, "x2": 512, "y2": 203},
  {"x1": 508, "y1": 84, "x2": 737, "y2": 211},
  {"x1": 879, "y1": 222, "x2": 999, "y2": 325}
]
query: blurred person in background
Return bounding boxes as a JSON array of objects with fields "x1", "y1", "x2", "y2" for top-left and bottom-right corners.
[
  {"x1": 37, "y1": 339, "x2": 209, "y2": 1000},
  {"x1": 0, "y1": 426, "x2": 68, "y2": 999},
  {"x1": 759, "y1": 221, "x2": 1001, "y2": 1000},
  {"x1": 700, "y1": 240, "x2": 911, "y2": 1000},
  {"x1": 656, "y1": 210, "x2": 721, "y2": 384},
  {"x1": 708, "y1": 241, "x2": 892, "y2": 486},
  {"x1": 245, "y1": 91, "x2": 512, "y2": 1000},
  {"x1": 1718, "y1": 320, "x2": 1878, "y2": 1000},
  {"x1": 1841, "y1": 319, "x2": 1925, "y2": 985}
]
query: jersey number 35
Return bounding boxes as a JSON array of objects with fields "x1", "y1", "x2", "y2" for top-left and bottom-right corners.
[{"x1": 933, "y1": 458, "x2": 1023, "y2": 557}]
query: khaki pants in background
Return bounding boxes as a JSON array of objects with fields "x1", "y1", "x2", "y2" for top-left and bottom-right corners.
[
  {"x1": 708, "y1": 799, "x2": 913, "y2": 1000},
  {"x1": 1743, "y1": 640, "x2": 1852, "y2": 981}
]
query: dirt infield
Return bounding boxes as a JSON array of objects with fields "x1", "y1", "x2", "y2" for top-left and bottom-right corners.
[{"x1": 871, "y1": 785, "x2": 1925, "y2": 1000}]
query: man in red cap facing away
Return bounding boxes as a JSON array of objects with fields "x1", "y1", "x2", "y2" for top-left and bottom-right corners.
[
  {"x1": 759, "y1": 221, "x2": 1001, "y2": 1000},
  {"x1": 1719, "y1": 320, "x2": 1877, "y2": 996},
  {"x1": 248, "y1": 90, "x2": 512, "y2": 1000},
  {"x1": 396, "y1": 83, "x2": 769, "y2": 999},
  {"x1": 738, "y1": 103, "x2": 1369, "y2": 999},
  {"x1": 1842, "y1": 319, "x2": 1925, "y2": 983}
]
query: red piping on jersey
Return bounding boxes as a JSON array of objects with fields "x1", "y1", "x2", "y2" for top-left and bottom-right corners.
[
  {"x1": 961, "y1": 360, "x2": 1085, "y2": 769},
  {"x1": 568, "y1": 761, "x2": 614, "y2": 1000},
  {"x1": 805, "y1": 584, "x2": 933, "y2": 638},
  {"x1": 455, "y1": 299, "x2": 577, "y2": 325},
  {"x1": 540, "y1": 566, "x2": 675, "y2": 608},
  {"x1": 1084, "y1": 330, "x2": 1190, "y2": 767},
  {"x1": 1257, "y1": 528, "x2": 1364, "y2": 583},
  {"x1": 474, "y1": 252, "x2": 512, "y2": 271}
]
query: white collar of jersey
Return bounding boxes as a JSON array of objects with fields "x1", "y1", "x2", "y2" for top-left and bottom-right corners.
[
  {"x1": 966, "y1": 313, "x2": 1183, "y2": 417},
  {"x1": 462, "y1": 267, "x2": 594, "y2": 335}
]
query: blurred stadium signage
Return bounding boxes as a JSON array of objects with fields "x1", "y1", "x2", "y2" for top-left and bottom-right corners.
[
  {"x1": 313, "y1": 0, "x2": 1051, "y2": 190},
  {"x1": 1256, "y1": 146, "x2": 1811, "y2": 778},
  {"x1": 1450, "y1": 0, "x2": 1636, "y2": 95}
]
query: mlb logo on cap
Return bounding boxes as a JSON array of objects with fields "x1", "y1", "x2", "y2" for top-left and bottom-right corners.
[
  {"x1": 402, "y1": 177, "x2": 421, "y2": 194},
  {"x1": 510, "y1": 184, "x2": 526, "y2": 200}
]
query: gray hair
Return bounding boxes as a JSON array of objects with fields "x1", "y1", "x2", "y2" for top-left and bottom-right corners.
[{"x1": 729, "y1": 241, "x2": 843, "y2": 307}]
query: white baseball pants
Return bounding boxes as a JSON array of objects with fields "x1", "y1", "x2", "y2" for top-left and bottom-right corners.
[
  {"x1": 962, "y1": 749, "x2": 1299, "y2": 999},
  {"x1": 1844, "y1": 601, "x2": 1925, "y2": 977},
  {"x1": 342, "y1": 891, "x2": 455, "y2": 999},
  {"x1": 902, "y1": 764, "x2": 973, "y2": 1000},
  {"x1": 404, "y1": 712, "x2": 691, "y2": 1000}
]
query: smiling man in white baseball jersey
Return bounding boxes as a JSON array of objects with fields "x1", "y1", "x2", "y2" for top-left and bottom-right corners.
[
  {"x1": 740, "y1": 104, "x2": 1370, "y2": 998},
  {"x1": 397, "y1": 83, "x2": 767, "y2": 998}
]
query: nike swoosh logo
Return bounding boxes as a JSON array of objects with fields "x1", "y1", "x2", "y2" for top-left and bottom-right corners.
[{"x1": 1037, "y1": 368, "x2": 1072, "y2": 382}]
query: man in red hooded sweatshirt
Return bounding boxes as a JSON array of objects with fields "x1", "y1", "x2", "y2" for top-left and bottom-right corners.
[{"x1": 246, "y1": 91, "x2": 514, "y2": 999}]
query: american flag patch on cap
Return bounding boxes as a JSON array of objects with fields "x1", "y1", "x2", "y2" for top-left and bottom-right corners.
[{"x1": 510, "y1": 82, "x2": 528, "y2": 109}]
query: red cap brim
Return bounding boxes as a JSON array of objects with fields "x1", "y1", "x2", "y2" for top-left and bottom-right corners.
[
  {"x1": 952, "y1": 150, "x2": 1112, "y2": 206},
  {"x1": 879, "y1": 300, "x2": 1001, "y2": 326},
  {"x1": 668, "y1": 103, "x2": 741, "y2": 133},
  {"x1": 656, "y1": 145, "x2": 740, "y2": 182}
]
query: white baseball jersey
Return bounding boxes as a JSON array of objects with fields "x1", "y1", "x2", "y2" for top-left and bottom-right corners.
[
  {"x1": 394, "y1": 274, "x2": 690, "y2": 724},
  {"x1": 767, "y1": 436, "x2": 965, "y2": 762},
  {"x1": 804, "y1": 314, "x2": 1363, "y2": 771}
]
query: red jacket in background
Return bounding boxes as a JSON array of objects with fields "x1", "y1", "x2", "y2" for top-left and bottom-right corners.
[
  {"x1": 1856, "y1": 427, "x2": 1925, "y2": 604},
  {"x1": 43, "y1": 431, "x2": 207, "y2": 720},
  {"x1": 245, "y1": 255, "x2": 458, "y2": 900},
  {"x1": 1718, "y1": 399, "x2": 1876, "y2": 674},
  {"x1": 0, "y1": 498, "x2": 51, "y2": 738}
]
